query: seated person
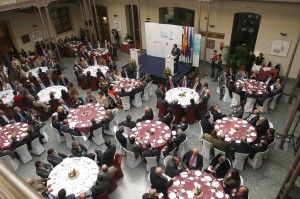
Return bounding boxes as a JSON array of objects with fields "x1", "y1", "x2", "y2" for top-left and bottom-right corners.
[
  {"x1": 118, "y1": 87, "x2": 132, "y2": 102},
  {"x1": 243, "y1": 109, "x2": 259, "y2": 126},
  {"x1": 0, "y1": 148, "x2": 15, "y2": 159},
  {"x1": 85, "y1": 90, "x2": 96, "y2": 103},
  {"x1": 0, "y1": 109, "x2": 14, "y2": 126},
  {"x1": 98, "y1": 164, "x2": 116, "y2": 179},
  {"x1": 52, "y1": 115, "x2": 62, "y2": 136},
  {"x1": 179, "y1": 75, "x2": 190, "y2": 88},
  {"x1": 142, "y1": 142, "x2": 160, "y2": 163},
  {"x1": 230, "y1": 186, "x2": 249, "y2": 199},
  {"x1": 209, "y1": 105, "x2": 226, "y2": 121},
  {"x1": 226, "y1": 79, "x2": 235, "y2": 98},
  {"x1": 171, "y1": 117, "x2": 188, "y2": 132},
  {"x1": 126, "y1": 136, "x2": 142, "y2": 159},
  {"x1": 107, "y1": 85, "x2": 119, "y2": 99},
  {"x1": 142, "y1": 189, "x2": 163, "y2": 199},
  {"x1": 201, "y1": 113, "x2": 214, "y2": 134},
  {"x1": 165, "y1": 156, "x2": 188, "y2": 178},
  {"x1": 47, "y1": 149, "x2": 68, "y2": 167},
  {"x1": 100, "y1": 109, "x2": 114, "y2": 130},
  {"x1": 259, "y1": 128, "x2": 275, "y2": 145},
  {"x1": 104, "y1": 96, "x2": 117, "y2": 110},
  {"x1": 229, "y1": 101, "x2": 245, "y2": 118},
  {"x1": 212, "y1": 134, "x2": 231, "y2": 157},
  {"x1": 25, "y1": 127, "x2": 45, "y2": 150},
  {"x1": 161, "y1": 140, "x2": 176, "y2": 157},
  {"x1": 60, "y1": 119, "x2": 81, "y2": 136},
  {"x1": 116, "y1": 126, "x2": 127, "y2": 148},
  {"x1": 57, "y1": 106, "x2": 69, "y2": 122},
  {"x1": 182, "y1": 148, "x2": 203, "y2": 170},
  {"x1": 35, "y1": 160, "x2": 52, "y2": 179},
  {"x1": 230, "y1": 136, "x2": 250, "y2": 160},
  {"x1": 155, "y1": 84, "x2": 165, "y2": 100},
  {"x1": 222, "y1": 169, "x2": 241, "y2": 194},
  {"x1": 165, "y1": 76, "x2": 178, "y2": 90},
  {"x1": 255, "y1": 117, "x2": 269, "y2": 138},
  {"x1": 202, "y1": 130, "x2": 219, "y2": 144},
  {"x1": 249, "y1": 140, "x2": 268, "y2": 159},
  {"x1": 121, "y1": 67, "x2": 131, "y2": 78},
  {"x1": 26, "y1": 178, "x2": 51, "y2": 196},
  {"x1": 72, "y1": 95, "x2": 85, "y2": 108},
  {"x1": 97, "y1": 91, "x2": 107, "y2": 105},
  {"x1": 118, "y1": 115, "x2": 136, "y2": 129},
  {"x1": 32, "y1": 95, "x2": 50, "y2": 112},
  {"x1": 199, "y1": 89, "x2": 210, "y2": 105},
  {"x1": 264, "y1": 72, "x2": 276, "y2": 85},
  {"x1": 204, "y1": 154, "x2": 230, "y2": 178},
  {"x1": 186, "y1": 98, "x2": 198, "y2": 110},
  {"x1": 271, "y1": 78, "x2": 283, "y2": 95},
  {"x1": 168, "y1": 99, "x2": 183, "y2": 115},
  {"x1": 173, "y1": 129, "x2": 187, "y2": 148},
  {"x1": 89, "y1": 118, "x2": 102, "y2": 137},
  {"x1": 91, "y1": 175, "x2": 111, "y2": 199},
  {"x1": 13, "y1": 106, "x2": 29, "y2": 123},
  {"x1": 56, "y1": 188, "x2": 75, "y2": 199},
  {"x1": 10, "y1": 134, "x2": 26, "y2": 150},
  {"x1": 149, "y1": 167, "x2": 176, "y2": 197},
  {"x1": 158, "y1": 107, "x2": 174, "y2": 127},
  {"x1": 257, "y1": 86, "x2": 273, "y2": 106},
  {"x1": 190, "y1": 77, "x2": 202, "y2": 92},
  {"x1": 71, "y1": 141, "x2": 95, "y2": 160},
  {"x1": 250, "y1": 70, "x2": 260, "y2": 80},
  {"x1": 95, "y1": 140, "x2": 116, "y2": 165},
  {"x1": 136, "y1": 107, "x2": 154, "y2": 122}
]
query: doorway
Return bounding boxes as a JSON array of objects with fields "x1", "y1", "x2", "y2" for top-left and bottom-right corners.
[
  {"x1": 93, "y1": 6, "x2": 110, "y2": 43},
  {"x1": 125, "y1": 4, "x2": 139, "y2": 43},
  {"x1": 230, "y1": 12, "x2": 261, "y2": 52},
  {"x1": 0, "y1": 21, "x2": 15, "y2": 64}
]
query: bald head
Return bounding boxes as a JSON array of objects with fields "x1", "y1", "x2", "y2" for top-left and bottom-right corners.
[
  {"x1": 101, "y1": 164, "x2": 108, "y2": 172},
  {"x1": 193, "y1": 148, "x2": 199, "y2": 156},
  {"x1": 220, "y1": 134, "x2": 225, "y2": 141},
  {"x1": 155, "y1": 167, "x2": 163, "y2": 175},
  {"x1": 149, "y1": 189, "x2": 157, "y2": 197},
  {"x1": 79, "y1": 193, "x2": 86, "y2": 199},
  {"x1": 241, "y1": 136, "x2": 247, "y2": 143}
]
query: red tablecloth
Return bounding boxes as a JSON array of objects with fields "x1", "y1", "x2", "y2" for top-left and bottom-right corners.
[
  {"x1": 66, "y1": 103, "x2": 107, "y2": 134},
  {"x1": 65, "y1": 41, "x2": 83, "y2": 57},
  {"x1": 113, "y1": 78, "x2": 141, "y2": 92},
  {"x1": 0, "y1": 122, "x2": 29, "y2": 149},
  {"x1": 120, "y1": 43, "x2": 135, "y2": 53},
  {"x1": 128, "y1": 120, "x2": 172, "y2": 151},
  {"x1": 89, "y1": 49, "x2": 112, "y2": 63},
  {"x1": 214, "y1": 117, "x2": 257, "y2": 143},
  {"x1": 259, "y1": 67, "x2": 279, "y2": 81},
  {"x1": 235, "y1": 79, "x2": 267, "y2": 96},
  {"x1": 168, "y1": 170, "x2": 226, "y2": 199}
]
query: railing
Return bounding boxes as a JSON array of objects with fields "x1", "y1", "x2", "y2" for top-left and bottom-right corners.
[{"x1": 0, "y1": 0, "x2": 33, "y2": 7}]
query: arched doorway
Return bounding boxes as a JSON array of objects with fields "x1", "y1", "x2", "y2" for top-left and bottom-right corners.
[{"x1": 230, "y1": 12, "x2": 261, "y2": 52}]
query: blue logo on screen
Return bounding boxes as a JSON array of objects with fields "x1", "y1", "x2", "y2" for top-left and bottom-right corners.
[{"x1": 161, "y1": 30, "x2": 173, "y2": 40}]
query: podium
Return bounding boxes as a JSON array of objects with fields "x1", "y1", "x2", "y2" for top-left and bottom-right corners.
[
  {"x1": 130, "y1": 48, "x2": 140, "y2": 66},
  {"x1": 165, "y1": 55, "x2": 175, "y2": 76}
]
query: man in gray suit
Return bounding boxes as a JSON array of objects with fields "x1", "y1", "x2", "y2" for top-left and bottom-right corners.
[
  {"x1": 212, "y1": 134, "x2": 231, "y2": 157},
  {"x1": 218, "y1": 71, "x2": 229, "y2": 100},
  {"x1": 118, "y1": 115, "x2": 136, "y2": 129},
  {"x1": 229, "y1": 101, "x2": 245, "y2": 118},
  {"x1": 98, "y1": 164, "x2": 116, "y2": 179},
  {"x1": 126, "y1": 136, "x2": 142, "y2": 159},
  {"x1": 101, "y1": 109, "x2": 114, "y2": 129}
]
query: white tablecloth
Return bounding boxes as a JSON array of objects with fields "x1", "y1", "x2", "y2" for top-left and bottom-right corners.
[
  {"x1": 165, "y1": 87, "x2": 199, "y2": 108},
  {"x1": 0, "y1": 90, "x2": 14, "y2": 106},
  {"x1": 82, "y1": 65, "x2": 109, "y2": 77},
  {"x1": 26, "y1": 67, "x2": 48, "y2": 77},
  {"x1": 48, "y1": 157, "x2": 98, "y2": 197},
  {"x1": 37, "y1": 86, "x2": 67, "y2": 103}
]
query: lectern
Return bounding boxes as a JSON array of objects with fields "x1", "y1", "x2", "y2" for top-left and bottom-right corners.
[
  {"x1": 130, "y1": 48, "x2": 140, "y2": 66},
  {"x1": 165, "y1": 55, "x2": 175, "y2": 76}
]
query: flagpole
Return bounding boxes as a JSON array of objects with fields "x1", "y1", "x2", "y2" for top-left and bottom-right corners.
[{"x1": 202, "y1": 0, "x2": 212, "y2": 78}]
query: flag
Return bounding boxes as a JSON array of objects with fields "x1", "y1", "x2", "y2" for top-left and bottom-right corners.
[
  {"x1": 182, "y1": 26, "x2": 188, "y2": 57},
  {"x1": 188, "y1": 27, "x2": 193, "y2": 58}
]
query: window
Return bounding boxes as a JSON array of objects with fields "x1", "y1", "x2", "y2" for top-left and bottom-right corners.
[{"x1": 51, "y1": 8, "x2": 72, "y2": 34}]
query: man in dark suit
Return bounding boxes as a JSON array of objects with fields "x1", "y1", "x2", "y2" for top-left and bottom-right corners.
[
  {"x1": 257, "y1": 86, "x2": 273, "y2": 106},
  {"x1": 118, "y1": 87, "x2": 132, "y2": 102},
  {"x1": 155, "y1": 84, "x2": 165, "y2": 100},
  {"x1": 35, "y1": 161, "x2": 52, "y2": 178},
  {"x1": 136, "y1": 107, "x2": 154, "y2": 122},
  {"x1": 0, "y1": 110, "x2": 13, "y2": 126},
  {"x1": 48, "y1": 93, "x2": 59, "y2": 105},
  {"x1": 28, "y1": 83, "x2": 39, "y2": 96},
  {"x1": 159, "y1": 107, "x2": 174, "y2": 127},
  {"x1": 72, "y1": 95, "x2": 85, "y2": 108},
  {"x1": 171, "y1": 44, "x2": 181, "y2": 74},
  {"x1": 230, "y1": 186, "x2": 249, "y2": 199},
  {"x1": 56, "y1": 188, "x2": 75, "y2": 199},
  {"x1": 100, "y1": 109, "x2": 114, "y2": 130},
  {"x1": 133, "y1": 67, "x2": 144, "y2": 80},
  {"x1": 171, "y1": 117, "x2": 188, "y2": 132},
  {"x1": 258, "y1": 128, "x2": 275, "y2": 145},
  {"x1": 115, "y1": 127, "x2": 127, "y2": 148},
  {"x1": 10, "y1": 135, "x2": 26, "y2": 150},
  {"x1": 218, "y1": 71, "x2": 229, "y2": 100},
  {"x1": 209, "y1": 105, "x2": 226, "y2": 121},
  {"x1": 96, "y1": 68, "x2": 105, "y2": 79},
  {"x1": 142, "y1": 142, "x2": 160, "y2": 163},
  {"x1": 173, "y1": 129, "x2": 187, "y2": 147},
  {"x1": 13, "y1": 106, "x2": 29, "y2": 123},
  {"x1": 89, "y1": 118, "x2": 102, "y2": 137},
  {"x1": 52, "y1": 115, "x2": 63, "y2": 136},
  {"x1": 201, "y1": 113, "x2": 214, "y2": 134},
  {"x1": 182, "y1": 148, "x2": 203, "y2": 170},
  {"x1": 213, "y1": 134, "x2": 231, "y2": 157},
  {"x1": 118, "y1": 115, "x2": 136, "y2": 129},
  {"x1": 58, "y1": 74, "x2": 69, "y2": 86},
  {"x1": 126, "y1": 136, "x2": 142, "y2": 159},
  {"x1": 244, "y1": 90, "x2": 258, "y2": 101},
  {"x1": 168, "y1": 99, "x2": 183, "y2": 115},
  {"x1": 230, "y1": 136, "x2": 250, "y2": 160},
  {"x1": 179, "y1": 76, "x2": 190, "y2": 88},
  {"x1": 60, "y1": 120, "x2": 81, "y2": 136},
  {"x1": 47, "y1": 149, "x2": 68, "y2": 167},
  {"x1": 190, "y1": 77, "x2": 202, "y2": 92},
  {"x1": 142, "y1": 189, "x2": 162, "y2": 199},
  {"x1": 255, "y1": 117, "x2": 269, "y2": 138},
  {"x1": 95, "y1": 140, "x2": 116, "y2": 165},
  {"x1": 165, "y1": 76, "x2": 178, "y2": 90},
  {"x1": 243, "y1": 109, "x2": 260, "y2": 126},
  {"x1": 121, "y1": 67, "x2": 131, "y2": 78},
  {"x1": 150, "y1": 167, "x2": 175, "y2": 197},
  {"x1": 249, "y1": 140, "x2": 268, "y2": 159},
  {"x1": 186, "y1": 98, "x2": 198, "y2": 110},
  {"x1": 264, "y1": 73, "x2": 276, "y2": 86},
  {"x1": 229, "y1": 101, "x2": 244, "y2": 118},
  {"x1": 91, "y1": 175, "x2": 111, "y2": 199},
  {"x1": 204, "y1": 154, "x2": 230, "y2": 178},
  {"x1": 165, "y1": 156, "x2": 188, "y2": 178},
  {"x1": 226, "y1": 79, "x2": 235, "y2": 98},
  {"x1": 25, "y1": 127, "x2": 45, "y2": 150}
]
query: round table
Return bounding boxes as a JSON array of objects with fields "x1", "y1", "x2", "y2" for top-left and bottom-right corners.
[
  {"x1": 0, "y1": 122, "x2": 29, "y2": 149},
  {"x1": 37, "y1": 86, "x2": 67, "y2": 103},
  {"x1": 66, "y1": 103, "x2": 107, "y2": 134},
  {"x1": 235, "y1": 79, "x2": 267, "y2": 96},
  {"x1": 82, "y1": 65, "x2": 109, "y2": 77},
  {"x1": 0, "y1": 90, "x2": 14, "y2": 106},
  {"x1": 48, "y1": 157, "x2": 98, "y2": 197},
  {"x1": 112, "y1": 78, "x2": 141, "y2": 93},
  {"x1": 128, "y1": 120, "x2": 172, "y2": 150},
  {"x1": 168, "y1": 170, "x2": 226, "y2": 199},
  {"x1": 26, "y1": 67, "x2": 47, "y2": 77},
  {"x1": 165, "y1": 87, "x2": 199, "y2": 108},
  {"x1": 66, "y1": 41, "x2": 83, "y2": 52},
  {"x1": 89, "y1": 48, "x2": 111, "y2": 62},
  {"x1": 214, "y1": 117, "x2": 257, "y2": 143}
]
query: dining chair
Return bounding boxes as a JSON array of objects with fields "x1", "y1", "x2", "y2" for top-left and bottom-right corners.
[
  {"x1": 247, "y1": 151, "x2": 265, "y2": 169},
  {"x1": 214, "y1": 148, "x2": 226, "y2": 157},
  {"x1": 268, "y1": 93, "x2": 282, "y2": 110},
  {"x1": 30, "y1": 138, "x2": 46, "y2": 155},
  {"x1": 223, "y1": 87, "x2": 232, "y2": 103},
  {"x1": 148, "y1": 81, "x2": 154, "y2": 96},
  {"x1": 198, "y1": 121, "x2": 204, "y2": 142},
  {"x1": 177, "y1": 137, "x2": 188, "y2": 157},
  {"x1": 50, "y1": 124, "x2": 66, "y2": 143},
  {"x1": 244, "y1": 97, "x2": 257, "y2": 113},
  {"x1": 132, "y1": 91, "x2": 143, "y2": 107},
  {"x1": 164, "y1": 155, "x2": 172, "y2": 167},
  {"x1": 103, "y1": 117, "x2": 118, "y2": 136},
  {"x1": 202, "y1": 140, "x2": 213, "y2": 159},
  {"x1": 120, "y1": 96, "x2": 131, "y2": 111},
  {"x1": 62, "y1": 132, "x2": 74, "y2": 148},
  {"x1": 142, "y1": 84, "x2": 150, "y2": 101},
  {"x1": 230, "y1": 92, "x2": 240, "y2": 107},
  {"x1": 92, "y1": 127, "x2": 105, "y2": 146},
  {"x1": 145, "y1": 156, "x2": 158, "y2": 172},
  {"x1": 14, "y1": 144, "x2": 33, "y2": 163},
  {"x1": 123, "y1": 148, "x2": 142, "y2": 168},
  {"x1": 256, "y1": 97, "x2": 273, "y2": 113},
  {"x1": 73, "y1": 135, "x2": 90, "y2": 149},
  {"x1": 232, "y1": 152, "x2": 249, "y2": 171},
  {"x1": 0, "y1": 155, "x2": 20, "y2": 170}
]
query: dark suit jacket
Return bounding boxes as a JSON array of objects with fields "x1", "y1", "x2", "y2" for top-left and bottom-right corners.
[
  {"x1": 190, "y1": 81, "x2": 202, "y2": 92},
  {"x1": 142, "y1": 148, "x2": 160, "y2": 162},
  {"x1": 25, "y1": 132, "x2": 44, "y2": 150},
  {"x1": 36, "y1": 163, "x2": 52, "y2": 178},
  {"x1": 10, "y1": 140, "x2": 26, "y2": 150},
  {"x1": 116, "y1": 133, "x2": 127, "y2": 148},
  {"x1": 155, "y1": 88, "x2": 165, "y2": 99},
  {"x1": 58, "y1": 77, "x2": 69, "y2": 86},
  {"x1": 258, "y1": 92, "x2": 273, "y2": 106},
  {"x1": 249, "y1": 144, "x2": 268, "y2": 159},
  {"x1": 121, "y1": 71, "x2": 132, "y2": 78},
  {"x1": 138, "y1": 109, "x2": 154, "y2": 122},
  {"x1": 231, "y1": 142, "x2": 250, "y2": 159},
  {"x1": 179, "y1": 79, "x2": 190, "y2": 88},
  {"x1": 201, "y1": 118, "x2": 214, "y2": 134},
  {"x1": 13, "y1": 111, "x2": 28, "y2": 123},
  {"x1": 159, "y1": 113, "x2": 174, "y2": 127},
  {"x1": 91, "y1": 181, "x2": 111, "y2": 199},
  {"x1": 255, "y1": 119, "x2": 269, "y2": 138},
  {"x1": 28, "y1": 87, "x2": 39, "y2": 96},
  {"x1": 118, "y1": 120, "x2": 136, "y2": 129},
  {"x1": 54, "y1": 194, "x2": 76, "y2": 199},
  {"x1": 89, "y1": 122, "x2": 102, "y2": 136},
  {"x1": 173, "y1": 134, "x2": 187, "y2": 147},
  {"x1": 182, "y1": 150, "x2": 203, "y2": 170},
  {"x1": 60, "y1": 125, "x2": 81, "y2": 136},
  {"x1": 243, "y1": 114, "x2": 259, "y2": 126},
  {"x1": 150, "y1": 167, "x2": 173, "y2": 196},
  {"x1": 47, "y1": 153, "x2": 67, "y2": 167},
  {"x1": 264, "y1": 77, "x2": 276, "y2": 85},
  {"x1": 71, "y1": 144, "x2": 88, "y2": 157},
  {"x1": 0, "y1": 114, "x2": 12, "y2": 126},
  {"x1": 72, "y1": 97, "x2": 85, "y2": 108},
  {"x1": 48, "y1": 98, "x2": 59, "y2": 105},
  {"x1": 165, "y1": 80, "x2": 178, "y2": 90},
  {"x1": 209, "y1": 107, "x2": 225, "y2": 121},
  {"x1": 229, "y1": 107, "x2": 244, "y2": 118},
  {"x1": 172, "y1": 123, "x2": 188, "y2": 132},
  {"x1": 208, "y1": 154, "x2": 230, "y2": 178},
  {"x1": 102, "y1": 145, "x2": 116, "y2": 165},
  {"x1": 101, "y1": 114, "x2": 114, "y2": 129},
  {"x1": 213, "y1": 140, "x2": 231, "y2": 157}
]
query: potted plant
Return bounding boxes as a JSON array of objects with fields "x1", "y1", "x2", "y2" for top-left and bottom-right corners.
[
  {"x1": 124, "y1": 33, "x2": 133, "y2": 43},
  {"x1": 129, "y1": 59, "x2": 137, "y2": 71},
  {"x1": 163, "y1": 67, "x2": 171, "y2": 79},
  {"x1": 223, "y1": 45, "x2": 247, "y2": 69}
]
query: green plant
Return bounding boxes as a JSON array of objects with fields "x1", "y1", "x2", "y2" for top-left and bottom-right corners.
[
  {"x1": 124, "y1": 33, "x2": 133, "y2": 41},
  {"x1": 223, "y1": 45, "x2": 247, "y2": 69},
  {"x1": 129, "y1": 59, "x2": 137, "y2": 71},
  {"x1": 163, "y1": 67, "x2": 171, "y2": 79}
]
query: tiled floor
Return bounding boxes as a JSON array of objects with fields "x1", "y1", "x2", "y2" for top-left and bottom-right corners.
[{"x1": 14, "y1": 50, "x2": 299, "y2": 199}]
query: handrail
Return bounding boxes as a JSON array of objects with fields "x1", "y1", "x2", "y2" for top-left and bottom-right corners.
[{"x1": 0, "y1": 159, "x2": 42, "y2": 199}]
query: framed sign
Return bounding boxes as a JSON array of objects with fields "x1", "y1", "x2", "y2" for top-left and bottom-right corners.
[
  {"x1": 21, "y1": 34, "x2": 31, "y2": 44},
  {"x1": 112, "y1": 20, "x2": 122, "y2": 32},
  {"x1": 31, "y1": 30, "x2": 43, "y2": 43},
  {"x1": 207, "y1": 39, "x2": 215, "y2": 49},
  {"x1": 269, "y1": 39, "x2": 291, "y2": 57}
]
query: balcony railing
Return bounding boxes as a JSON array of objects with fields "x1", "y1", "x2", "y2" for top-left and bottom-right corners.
[
  {"x1": 0, "y1": 0, "x2": 34, "y2": 6},
  {"x1": 0, "y1": 0, "x2": 58, "y2": 12}
]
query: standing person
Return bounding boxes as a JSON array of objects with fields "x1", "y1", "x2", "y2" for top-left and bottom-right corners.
[
  {"x1": 171, "y1": 44, "x2": 181, "y2": 75},
  {"x1": 245, "y1": 51, "x2": 256, "y2": 73},
  {"x1": 213, "y1": 54, "x2": 223, "y2": 82},
  {"x1": 210, "y1": 50, "x2": 218, "y2": 79}
]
